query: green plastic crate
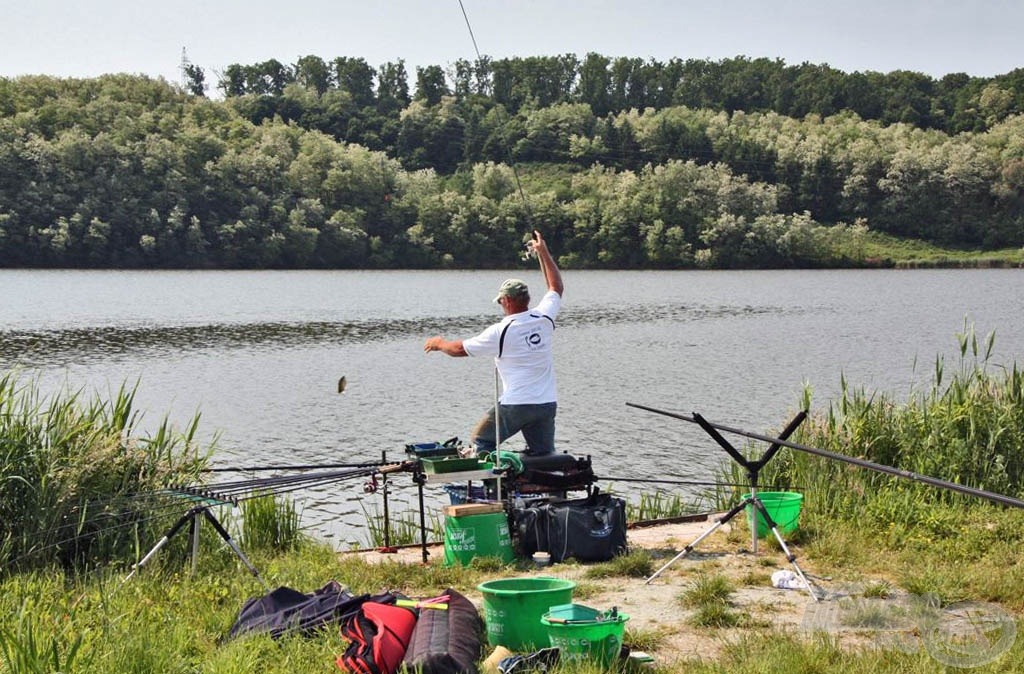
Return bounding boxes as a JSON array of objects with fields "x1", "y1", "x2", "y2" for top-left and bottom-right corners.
[{"x1": 420, "y1": 456, "x2": 481, "y2": 473}]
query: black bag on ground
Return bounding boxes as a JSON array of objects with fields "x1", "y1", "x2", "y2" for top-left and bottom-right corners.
[
  {"x1": 541, "y1": 492, "x2": 627, "y2": 563},
  {"x1": 226, "y1": 581, "x2": 398, "y2": 641},
  {"x1": 511, "y1": 499, "x2": 549, "y2": 559},
  {"x1": 401, "y1": 588, "x2": 483, "y2": 674}
]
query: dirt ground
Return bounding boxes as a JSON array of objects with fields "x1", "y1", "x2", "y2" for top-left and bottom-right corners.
[
  {"x1": 347, "y1": 515, "x2": 1020, "y2": 669},
  {"x1": 351, "y1": 515, "x2": 846, "y2": 666}
]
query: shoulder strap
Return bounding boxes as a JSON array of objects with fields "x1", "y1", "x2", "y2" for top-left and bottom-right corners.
[
  {"x1": 498, "y1": 319, "x2": 515, "y2": 359},
  {"x1": 530, "y1": 312, "x2": 555, "y2": 329}
]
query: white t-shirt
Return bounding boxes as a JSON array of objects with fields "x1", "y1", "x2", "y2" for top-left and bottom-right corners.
[{"x1": 462, "y1": 290, "x2": 561, "y2": 405}]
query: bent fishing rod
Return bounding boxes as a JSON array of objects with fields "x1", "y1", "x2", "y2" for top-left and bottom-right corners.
[{"x1": 627, "y1": 401, "x2": 1024, "y2": 510}]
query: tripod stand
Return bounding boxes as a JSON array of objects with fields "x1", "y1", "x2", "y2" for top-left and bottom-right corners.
[
  {"x1": 644, "y1": 410, "x2": 820, "y2": 602},
  {"x1": 123, "y1": 502, "x2": 269, "y2": 590}
]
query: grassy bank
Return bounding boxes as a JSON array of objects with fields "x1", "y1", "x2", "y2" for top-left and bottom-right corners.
[
  {"x1": 857, "y1": 230, "x2": 1024, "y2": 268},
  {"x1": 3, "y1": 334, "x2": 1024, "y2": 672}
]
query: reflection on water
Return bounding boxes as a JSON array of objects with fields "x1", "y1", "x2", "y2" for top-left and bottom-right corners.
[
  {"x1": 1, "y1": 317, "x2": 488, "y2": 364},
  {"x1": 0, "y1": 302, "x2": 788, "y2": 365}
]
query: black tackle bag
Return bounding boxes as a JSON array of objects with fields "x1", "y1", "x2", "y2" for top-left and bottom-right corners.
[
  {"x1": 514, "y1": 491, "x2": 627, "y2": 563},
  {"x1": 226, "y1": 581, "x2": 397, "y2": 641}
]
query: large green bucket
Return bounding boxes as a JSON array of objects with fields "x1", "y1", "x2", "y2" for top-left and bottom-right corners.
[
  {"x1": 743, "y1": 491, "x2": 803, "y2": 538},
  {"x1": 477, "y1": 577, "x2": 576, "y2": 650},
  {"x1": 444, "y1": 512, "x2": 514, "y2": 567},
  {"x1": 542, "y1": 604, "x2": 629, "y2": 667}
]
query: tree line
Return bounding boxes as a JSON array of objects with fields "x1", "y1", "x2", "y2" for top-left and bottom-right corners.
[
  {"x1": 210, "y1": 54, "x2": 1024, "y2": 136},
  {"x1": 0, "y1": 69, "x2": 1022, "y2": 270}
]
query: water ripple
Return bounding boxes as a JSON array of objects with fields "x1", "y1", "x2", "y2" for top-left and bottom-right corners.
[{"x1": 0, "y1": 302, "x2": 790, "y2": 365}]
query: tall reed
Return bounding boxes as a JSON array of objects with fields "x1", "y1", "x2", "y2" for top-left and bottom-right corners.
[
  {"x1": 241, "y1": 491, "x2": 303, "y2": 552},
  {"x1": 718, "y1": 326, "x2": 1024, "y2": 530},
  {"x1": 0, "y1": 373, "x2": 208, "y2": 573}
]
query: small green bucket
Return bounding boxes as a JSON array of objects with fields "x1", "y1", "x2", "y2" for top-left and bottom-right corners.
[
  {"x1": 743, "y1": 491, "x2": 803, "y2": 538},
  {"x1": 542, "y1": 603, "x2": 629, "y2": 667},
  {"x1": 444, "y1": 512, "x2": 514, "y2": 567},
  {"x1": 478, "y1": 577, "x2": 576, "y2": 650}
]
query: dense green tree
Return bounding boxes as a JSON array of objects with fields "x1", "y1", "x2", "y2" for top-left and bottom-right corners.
[
  {"x1": 183, "y1": 63, "x2": 206, "y2": 97},
  {"x1": 333, "y1": 57, "x2": 376, "y2": 106},
  {"x1": 414, "y1": 65, "x2": 449, "y2": 106},
  {"x1": 377, "y1": 60, "x2": 411, "y2": 115},
  {"x1": 294, "y1": 55, "x2": 333, "y2": 96},
  {"x1": 577, "y1": 53, "x2": 612, "y2": 116}
]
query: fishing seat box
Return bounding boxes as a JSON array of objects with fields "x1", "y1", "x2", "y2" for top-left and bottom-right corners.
[{"x1": 511, "y1": 454, "x2": 594, "y2": 495}]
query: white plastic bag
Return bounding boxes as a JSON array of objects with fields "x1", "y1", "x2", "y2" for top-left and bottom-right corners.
[{"x1": 771, "y1": 569, "x2": 808, "y2": 590}]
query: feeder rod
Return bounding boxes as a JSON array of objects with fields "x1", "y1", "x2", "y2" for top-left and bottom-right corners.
[{"x1": 626, "y1": 402, "x2": 1024, "y2": 510}]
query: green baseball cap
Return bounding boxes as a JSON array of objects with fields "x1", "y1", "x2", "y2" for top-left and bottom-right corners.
[{"x1": 493, "y1": 278, "x2": 529, "y2": 303}]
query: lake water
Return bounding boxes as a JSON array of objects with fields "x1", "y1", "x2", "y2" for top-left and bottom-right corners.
[{"x1": 2, "y1": 268, "x2": 1022, "y2": 548}]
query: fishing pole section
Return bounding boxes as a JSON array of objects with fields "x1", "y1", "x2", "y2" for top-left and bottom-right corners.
[
  {"x1": 120, "y1": 439, "x2": 583, "y2": 583},
  {"x1": 627, "y1": 405, "x2": 820, "y2": 600},
  {"x1": 626, "y1": 400, "x2": 1024, "y2": 600},
  {"x1": 119, "y1": 456, "x2": 421, "y2": 586}
]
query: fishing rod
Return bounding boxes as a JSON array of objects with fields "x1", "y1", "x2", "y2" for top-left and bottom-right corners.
[
  {"x1": 203, "y1": 461, "x2": 383, "y2": 473},
  {"x1": 458, "y1": 0, "x2": 532, "y2": 224},
  {"x1": 4, "y1": 462, "x2": 414, "y2": 569},
  {"x1": 457, "y1": 0, "x2": 543, "y2": 502},
  {"x1": 179, "y1": 465, "x2": 380, "y2": 496},
  {"x1": 596, "y1": 475, "x2": 799, "y2": 490},
  {"x1": 627, "y1": 402, "x2": 1024, "y2": 510}
]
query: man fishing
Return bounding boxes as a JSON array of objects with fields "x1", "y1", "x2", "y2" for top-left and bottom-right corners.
[{"x1": 424, "y1": 230, "x2": 564, "y2": 456}]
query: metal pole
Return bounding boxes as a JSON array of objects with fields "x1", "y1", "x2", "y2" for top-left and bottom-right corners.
[
  {"x1": 190, "y1": 514, "x2": 201, "y2": 574},
  {"x1": 494, "y1": 364, "x2": 502, "y2": 502},
  {"x1": 416, "y1": 471, "x2": 428, "y2": 563},
  {"x1": 381, "y1": 450, "x2": 391, "y2": 550}
]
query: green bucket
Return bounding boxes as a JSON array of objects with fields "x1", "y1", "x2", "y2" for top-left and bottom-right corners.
[
  {"x1": 478, "y1": 577, "x2": 576, "y2": 650},
  {"x1": 444, "y1": 512, "x2": 514, "y2": 567},
  {"x1": 743, "y1": 491, "x2": 803, "y2": 538},
  {"x1": 542, "y1": 603, "x2": 629, "y2": 667}
]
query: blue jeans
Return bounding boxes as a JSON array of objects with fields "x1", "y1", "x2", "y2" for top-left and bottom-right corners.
[{"x1": 471, "y1": 402, "x2": 557, "y2": 455}]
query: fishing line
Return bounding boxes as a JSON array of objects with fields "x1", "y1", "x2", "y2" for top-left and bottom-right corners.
[
  {"x1": 203, "y1": 461, "x2": 382, "y2": 473},
  {"x1": 182, "y1": 465, "x2": 383, "y2": 497},
  {"x1": 457, "y1": 0, "x2": 532, "y2": 224}
]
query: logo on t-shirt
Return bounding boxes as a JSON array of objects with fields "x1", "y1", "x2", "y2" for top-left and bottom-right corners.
[{"x1": 525, "y1": 331, "x2": 543, "y2": 350}]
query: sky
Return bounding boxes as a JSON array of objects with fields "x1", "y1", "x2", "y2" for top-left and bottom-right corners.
[{"x1": 2, "y1": 0, "x2": 1022, "y2": 91}]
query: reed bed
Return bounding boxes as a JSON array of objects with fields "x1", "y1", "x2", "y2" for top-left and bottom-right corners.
[
  {"x1": 719, "y1": 327, "x2": 1024, "y2": 515},
  {"x1": 0, "y1": 374, "x2": 208, "y2": 573}
]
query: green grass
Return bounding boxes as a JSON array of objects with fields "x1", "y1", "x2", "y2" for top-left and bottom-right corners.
[
  {"x1": 582, "y1": 550, "x2": 654, "y2": 579},
  {"x1": 625, "y1": 490, "x2": 706, "y2": 522},
  {"x1": 842, "y1": 229, "x2": 1024, "y2": 268},
  {"x1": 862, "y1": 581, "x2": 893, "y2": 599},
  {"x1": 689, "y1": 602, "x2": 743, "y2": 628},
  {"x1": 360, "y1": 502, "x2": 444, "y2": 548},
  {"x1": 241, "y1": 492, "x2": 303, "y2": 553},
  {"x1": 679, "y1": 573, "x2": 734, "y2": 609}
]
